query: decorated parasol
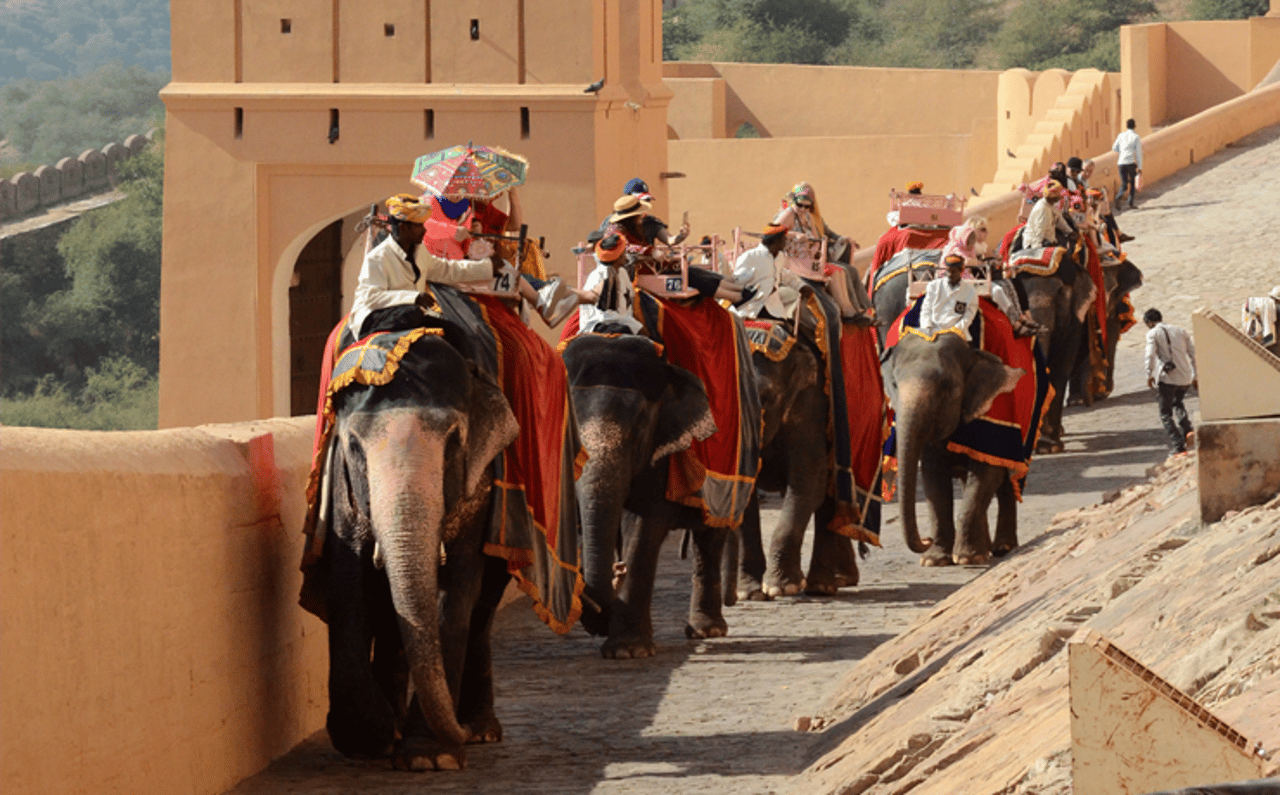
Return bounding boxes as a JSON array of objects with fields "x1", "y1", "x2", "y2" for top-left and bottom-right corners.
[{"x1": 410, "y1": 143, "x2": 528, "y2": 200}]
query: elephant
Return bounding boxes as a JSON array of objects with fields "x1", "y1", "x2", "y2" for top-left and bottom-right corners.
[
  {"x1": 1018, "y1": 251, "x2": 1098, "y2": 453},
  {"x1": 1067, "y1": 257, "x2": 1144, "y2": 404},
  {"x1": 882, "y1": 331, "x2": 1025, "y2": 565},
  {"x1": 312, "y1": 331, "x2": 522, "y2": 771},
  {"x1": 563, "y1": 333, "x2": 734, "y2": 659},
  {"x1": 730, "y1": 326, "x2": 862, "y2": 600}
]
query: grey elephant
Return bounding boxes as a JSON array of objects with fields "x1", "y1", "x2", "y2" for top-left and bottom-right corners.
[
  {"x1": 870, "y1": 248, "x2": 943, "y2": 347},
  {"x1": 1018, "y1": 256, "x2": 1097, "y2": 453},
  {"x1": 882, "y1": 331, "x2": 1026, "y2": 565},
  {"x1": 301, "y1": 288, "x2": 584, "y2": 770},
  {"x1": 732, "y1": 319, "x2": 874, "y2": 600},
  {"x1": 563, "y1": 333, "x2": 737, "y2": 659},
  {"x1": 1068, "y1": 257, "x2": 1144, "y2": 404}
]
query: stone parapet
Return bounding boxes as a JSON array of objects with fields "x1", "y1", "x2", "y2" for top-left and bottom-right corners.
[{"x1": 0, "y1": 129, "x2": 157, "y2": 224}]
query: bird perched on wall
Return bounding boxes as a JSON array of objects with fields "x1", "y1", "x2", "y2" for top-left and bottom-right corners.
[
  {"x1": 583, "y1": 77, "x2": 604, "y2": 94},
  {"x1": 1007, "y1": 149, "x2": 1017, "y2": 158},
  {"x1": 329, "y1": 125, "x2": 340, "y2": 144}
]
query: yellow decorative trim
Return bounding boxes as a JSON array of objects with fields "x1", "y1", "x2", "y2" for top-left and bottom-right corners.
[{"x1": 901, "y1": 326, "x2": 966, "y2": 344}]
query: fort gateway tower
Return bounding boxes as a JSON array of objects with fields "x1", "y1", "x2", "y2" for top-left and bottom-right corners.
[{"x1": 160, "y1": 0, "x2": 670, "y2": 428}]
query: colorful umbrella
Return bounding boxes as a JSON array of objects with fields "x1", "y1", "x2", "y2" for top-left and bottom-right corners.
[{"x1": 410, "y1": 143, "x2": 528, "y2": 200}]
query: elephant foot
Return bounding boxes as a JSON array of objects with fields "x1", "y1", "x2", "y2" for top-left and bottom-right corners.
[
  {"x1": 735, "y1": 575, "x2": 770, "y2": 603},
  {"x1": 463, "y1": 711, "x2": 503, "y2": 745},
  {"x1": 723, "y1": 584, "x2": 738, "y2": 608},
  {"x1": 992, "y1": 541, "x2": 1017, "y2": 558},
  {"x1": 764, "y1": 576, "x2": 806, "y2": 598},
  {"x1": 601, "y1": 635, "x2": 657, "y2": 660},
  {"x1": 920, "y1": 546, "x2": 954, "y2": 567},
  {"x1": 953, "y1": 550, "x2": 991, "y2": 566},
  {"x1": 803, "y1": 580, "x2": 839, "y2": 597},
  {"x1": 1036, "y1": 439, "x2": 1065, "y2": 454},
  {"x1": 392, "y1": 736, "x2": 466, "y2": 771},
  {"x1": 685, "y1": 613, "x2": 729, "y2": 639}
]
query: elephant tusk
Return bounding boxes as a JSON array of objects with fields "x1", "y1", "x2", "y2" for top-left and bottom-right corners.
[
  {"x1": 440, "y1": 541, "x2": 447, "y2": 567},
  {"x1": 372, "y1": 540, "x2": 384, "y2": 570}
]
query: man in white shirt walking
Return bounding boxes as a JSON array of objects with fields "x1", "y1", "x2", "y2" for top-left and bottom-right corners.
[
  {"x1": 1143, "y1": 307, "x2": 1197, "y2": 456},
  {"x1": 1112, "y1": 118, "x2": 1143, "y2": 210},
  {"x1": 919, "y1": 254, "x2": 978, "y2": 341}
]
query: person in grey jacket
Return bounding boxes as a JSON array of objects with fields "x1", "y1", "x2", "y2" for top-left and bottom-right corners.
[{"x1": 1143, "y1": 307, "x2": 1197, "y2": 455}]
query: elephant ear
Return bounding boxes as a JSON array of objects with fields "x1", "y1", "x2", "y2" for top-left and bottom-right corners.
[
  {"x1": 652, "y1": 363, "x2": 717, "y2": 464},
  {"x1": 962, "y1": 350, "x2": 1025, "y2": 423},
  {"x1": 462, "y1": 371, "x2": 520, "y2": 497}
]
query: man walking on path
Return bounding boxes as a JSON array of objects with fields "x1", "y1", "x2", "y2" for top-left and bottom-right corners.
[
  {"x1": 1143, "y1": 308, "x2": 1196, "y2": 456},
  {"x1": 1113, "y1": 118, "x2": 1143, "y2": 209}
]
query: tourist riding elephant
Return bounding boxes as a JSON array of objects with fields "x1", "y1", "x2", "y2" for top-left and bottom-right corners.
[
  {"x1": 729, "y1": 328, "x2": 861, "y2": 600},
  {"x1": 312, "y1": 331, "x2": 521, "y2": 771},
  {"x1": 1019, "y1": 252, "x2": 1098, "y2": 453},
  {"x1": 870, "y1": 248, "x2": 943, "y2": 347},
  {"x1": 882, "y1": 332, "x2": 1024, "y2": 565},
  {"x1": 563, "y1": 333, "x2": 733, "y2": 659}
]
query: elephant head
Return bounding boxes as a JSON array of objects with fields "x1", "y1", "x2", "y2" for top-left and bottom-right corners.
[
  {"x1": 882, "y1": 332, "x2": 1023, "y2": 554},
  {"x1": 561, "y1": 334, "x2": 715, "y2": 636},
  {"x1": 326, "y1": 335, "x2": 518, "y2": 758}
]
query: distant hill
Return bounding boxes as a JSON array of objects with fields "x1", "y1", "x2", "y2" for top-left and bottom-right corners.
[{"x1": 0, "y1": 0, "x2": 170, "y2": 84}]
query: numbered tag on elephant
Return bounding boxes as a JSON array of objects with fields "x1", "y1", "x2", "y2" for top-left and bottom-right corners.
[{"x1": 460, "y1": 262, "x2": 521, "y2": 298}]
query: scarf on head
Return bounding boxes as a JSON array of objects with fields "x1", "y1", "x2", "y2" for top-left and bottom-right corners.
[
  {"x1": 782, "y1": 181, "x2": 828, "y2": 240},
  {"x1": 437, "y1": 195, "x2": 472, "y2": 220}
]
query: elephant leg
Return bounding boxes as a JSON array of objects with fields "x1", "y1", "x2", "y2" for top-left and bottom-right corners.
[
  {"x1": 603, "y1": 508, "x2": 670, "y2": 659},
  {"x1": 325, "y1": 534, "x2": 398, "y2": 760},
  {"x1": 736, "y1": 491, "x2": 770, "y2": 602},
  {"x1": 954, "y1": 463, "x2": 1002, "y2": 565},
  {"x1": 805, "y1": 496, "x2": 859, "y2": 596},
  {"x1": 920, "y1": 451, "x2": 956, "y2": 567},
  {"x1": 992, "y1": 475, "x2": 1019, "y2": 557},
  {"x1": 455, "y1": 554, "x2": 512, "y2": 745},
  {"x1": 686, "y1": 521, "x2": 730, "y2": 639},
  {"x1": 764, "y1": 483, "x2": 812, "y2": 598},
  {"x1": 721, "y1": 523, "x2": 739, "y2": 607}
]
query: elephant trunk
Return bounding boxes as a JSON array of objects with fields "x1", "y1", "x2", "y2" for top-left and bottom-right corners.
[
  {"x1": 577, "y1": 457, "x2": 627, "y2": 636},
  {"x1": 369, "y1": 420, "x2": 469, "y2": 748},
  {"x1": 894, "y1": 388, "x2": 932, "y2": 555}
]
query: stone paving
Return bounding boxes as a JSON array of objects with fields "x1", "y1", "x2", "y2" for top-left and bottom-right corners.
[{"x1": 225, "y1": 123, "x2": 1280, "y2": 795}]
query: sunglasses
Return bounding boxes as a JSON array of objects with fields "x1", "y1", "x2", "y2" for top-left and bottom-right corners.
[{"x1": 796, "y1": 202, "x2": 813, "y2": 209}]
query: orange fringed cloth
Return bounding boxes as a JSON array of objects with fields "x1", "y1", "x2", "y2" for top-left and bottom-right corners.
[
  {"x1": 835, "y1": 321, "x2": 889, "y2": 545},
  {"x1": 468, "y1": 293, "x2": 586, "y2": 634},
  {"x1": 639, "y1": 293, "x2": 761, "y2": 529}
]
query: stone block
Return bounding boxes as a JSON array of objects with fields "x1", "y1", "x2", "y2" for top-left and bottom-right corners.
[
  {"x1": 1197, "y1": 417, "x2": 1280, "y2": 524},
  {"x1": 12, "y1": 172, "x2": 39, "y2": 214},
  {"x1": 56, "y1": 157, "x2": 84, "y2": 198},
  {"x1": 0, "y1": 179, "x2": 15, "y2": 220},
  {"x1": 33, "y1": 164, "x2": 60, "y2": 206},
  {"x1": 80, "y1": 149, "x2": 107, "y2": 190},
  {"x1": 123, "y1": 134, "x2": 148, "y2": 157},
  {"x1": 102, "y1": 142, "x2": 126, "y2": 179}
]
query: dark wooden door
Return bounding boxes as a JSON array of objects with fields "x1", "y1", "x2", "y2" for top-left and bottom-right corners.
[{"x1": 290, "y1": 220, "x2": 343, "y2": 416}]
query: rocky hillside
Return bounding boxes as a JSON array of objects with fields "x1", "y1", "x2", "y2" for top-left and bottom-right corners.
[{"x1": 789, "y1": 453, "x2": 1280, "y2": 795}]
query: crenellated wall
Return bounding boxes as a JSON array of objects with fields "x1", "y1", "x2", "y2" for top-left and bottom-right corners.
[
  {"x1": 0, "y1": 131, "x2": 157, "y2": 224},
  {"x1": 0, "y1": 418, "x2": 326, "y2": 795}
]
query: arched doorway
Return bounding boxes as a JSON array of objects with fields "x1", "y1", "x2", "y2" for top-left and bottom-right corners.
[{"x1": 288, "y1": 219, "x2": 344, "y2": 415}]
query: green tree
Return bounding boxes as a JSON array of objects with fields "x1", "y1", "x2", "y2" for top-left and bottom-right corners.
[
  {"x1": 834, "y1": 0, "x2": 999, "y2": 69},
  {"x1": 994, "y1": 0, "x2": 1156, "y2": 72},
  {"x1": 1189, "y1": 0, "x2": 1270, "y2": 19},
  {"x1": 0, "y1": 63, "x2": 167, "y2": 164}
]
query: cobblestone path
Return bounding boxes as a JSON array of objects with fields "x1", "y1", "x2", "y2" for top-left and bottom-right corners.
[{"x1": 226, "y1": 123, "x2": 1280, "y2": 795}]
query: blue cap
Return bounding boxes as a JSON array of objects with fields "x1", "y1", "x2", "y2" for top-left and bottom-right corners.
[{"x1": 623, "y1": 177, "x2": 649, "y2": 195}]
